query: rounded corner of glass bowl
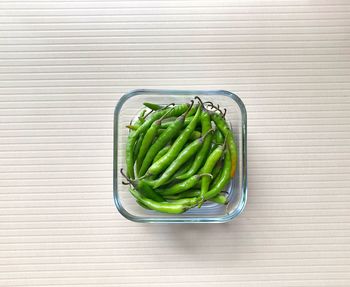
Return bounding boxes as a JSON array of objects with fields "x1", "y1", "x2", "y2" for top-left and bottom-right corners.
[
  {"x1": 113, "y1": 191, "x2": 143, "y2": 223},
  {"x1": 114, "y1": 90, "x2": 136, "y2": 116},
  {"x1": 221, "y1": 188, "x2": 248, "y2": 223}
]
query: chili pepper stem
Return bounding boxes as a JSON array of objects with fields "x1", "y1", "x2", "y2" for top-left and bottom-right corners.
[
  {"x1": 137, "y1": 172, "x2": 152, "y2": 180},
  {"x1": 137, "y1": 109, "x2": 147, "y2": 123},
  {"x1": 183, "y1": 100, "x2": 194, "y2": 118},
  {"x1": 161, "y1": 103, "x2": 176, "y2": 110},
  {"x1": 201, "y1": 128, "x2": 214, "y2": 141},
  {"x1": 194, "y1": 96, "x2": 211, "y2": 114},
  {"x1": 206, "y1": 102, "x2": 224, "y2": 116},
  {"x1": 203, "y1": 101, "x2": 223, "y2": 114},
  {"x1": 120, "y1": 168, "x2": 136, "y2": 187},
  {"x1": 198, "y1": 196, "x2": 205, "y2": 208},
  {"x1": 126, "y1": 125, "x2": 138, "y2": 130},
  {"x1": 156, "y1": 107, "x2": 174, "y2": 124},
  {"x1": 203, "y1": 101, "x2": 225, "y2": 116},
  {"x1": 143, "y1": 109, "x2": 154, "y2": 119},
  {"x1": 203, "y1": 101, "x2": 213, "y2": 105},
  {"x1": 195, "y1": 96, "x2": 226, "y2": 117},
  {"x1": 198, "y1": 173, "x2": 213, "y2": 179}
]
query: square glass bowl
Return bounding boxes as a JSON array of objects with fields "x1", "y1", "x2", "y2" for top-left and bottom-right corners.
[{"x1": 114, "y1": 89, "x2": 247, "y2": 223}]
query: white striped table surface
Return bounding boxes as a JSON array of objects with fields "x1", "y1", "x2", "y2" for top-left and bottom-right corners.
[{"x1": 0, "y1": 1, "x2": 350, "y2": 286}]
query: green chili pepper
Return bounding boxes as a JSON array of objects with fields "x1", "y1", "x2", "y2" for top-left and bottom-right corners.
[
  {"x1": 152, "y1": 145, "x2": 171, "y2": 164},
  {"x1": 133, "y1": 133, "x2": 144, "y2": 161},
  {"x1": 138, "y1": 102, "x2": 194, "y2": 176},
  {"x1": 147, "y1": 105, "x2": 202, "y2": 177},
  {"x1": 189, "y1": 130, "x2": 201, "y2": 140},
  {"x1": 211, "y1": 158, "x2": 223, "y2": 181},
  {"x1": 129, "y1": 188, "x2": 192, "y2": 214},
  {"x1": 143, "y1": 102, "x2": 162, "y2": 111},
  {"x1": 199, "y1": 144, "x2": 225, "y2": 204},
  {"x1": 211, "y1": 112, "x2": 237, "y2": 178},
  {"x1": 157, "y1": 173, "x2": 212, "y2": 195},
  {"x1": 160, "y1": 116, "x2": 193, "y2": 129},
  {"x1": 210, "y1": 167, "x2": 223, "y2": 189},
  {"x1": 136, "y1": 199, "x2": 151, "y2": 210},
  {"x1": 187, "y1": 104, "x2": 199, "y2": 117},
  {"x1": 176, "y1": 110, "x2": 212, "y2": 180},
  {"x1": 203, "y1": 148, "x2": 232, "y2": 201},
  {"x1": 135, "y1": 109, "x2": 173, "y2": 175},
  {"x1": 210, "y1": 193, "x2": 229, "y2": 205},
  {"x1": 214, "y1": 128, "x2": 224, "y2": 144}
]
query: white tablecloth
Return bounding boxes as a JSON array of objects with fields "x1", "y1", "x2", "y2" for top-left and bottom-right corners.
[{"x1": 1, "y1": 1, "x2": 350, "y2": 286}]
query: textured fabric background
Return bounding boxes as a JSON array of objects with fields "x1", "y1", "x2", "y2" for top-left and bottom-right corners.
[{"x1": 0, "y1": 1, "x2": 350, "y2": 286}]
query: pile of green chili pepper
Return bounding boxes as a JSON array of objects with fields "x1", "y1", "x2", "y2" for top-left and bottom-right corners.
[{"x1": 121, "y1": 97, "x2": 237, "y2": 214}]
